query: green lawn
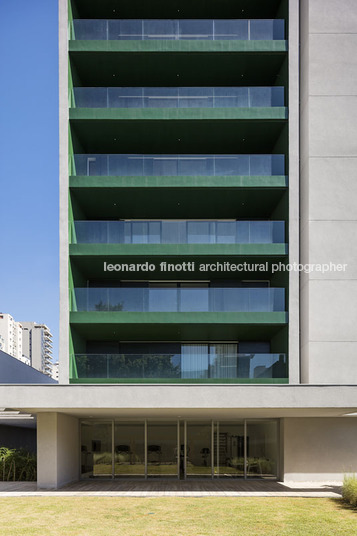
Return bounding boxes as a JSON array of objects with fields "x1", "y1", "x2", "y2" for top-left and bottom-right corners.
[{"x1": 0, "y1": 498, "x2": 356, "y2": 536}]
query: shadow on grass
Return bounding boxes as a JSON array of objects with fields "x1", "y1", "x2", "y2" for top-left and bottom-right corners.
[{"x1": 330, "y1": 497, "x2": 357, "y2": 514}]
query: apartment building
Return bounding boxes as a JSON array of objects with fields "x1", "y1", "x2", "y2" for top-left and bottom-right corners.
[
  {"x1": 0, "y1": 335, "x2": 5, "y2": 353},
  {"x1": 1, "y1": 0, "x2": 357, "y2": 489},
  {"x1": 51, "y1": 362, "x2": 59, "y2": 381},
  {"x1": 21, "y1": 322, "x2": 54, "y2": 377},
  {"x1": 0, "y1": 313, "x2": 29, "y2": 365}
]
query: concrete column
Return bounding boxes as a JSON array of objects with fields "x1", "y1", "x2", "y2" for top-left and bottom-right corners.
[
  {"x1": 281, "y1": 417, "x2": 357, "y2": 482},
  {"x1": 59, "y1": 0, "x2": 69, "y2": 384},
  {"x1": 37, "y1": 412, "x2": 79, "y2": 489},
  {"x1": 288, "y1": 0, "x2": 300, "y2": 384},
  {"x1": 300, "y1": 0, "x2": 357, "y2": 383}
]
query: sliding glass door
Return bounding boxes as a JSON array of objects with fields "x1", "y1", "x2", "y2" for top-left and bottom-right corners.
[
  {"x1": 147, "y1": 422, "x2": 178, "y2": 477},
  {"x1": 114, "y1": 422, "x2": 145, "y2": 478},
  {"x1": 214, "y1": 421, "x2": 245, "y2": 478},
  {"x1": 246, "y1": 420, "x2": 278, "y2": 479},
  {"x1": 186, "y1": 422, "x2": 213, "y2": 477},
  {"x1": 81, "y1": 421, "x2": 112, "y2": 479},
  {"x1": 80, "y1": 419, "x2": 279, "y2": 479}
]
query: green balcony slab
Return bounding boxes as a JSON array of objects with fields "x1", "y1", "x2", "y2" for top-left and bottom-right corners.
[
  {"x1": 69, "y1": 107, "x2": 287, "y2": 121},
  {"x1": 69, "y1": 40, "x2": 287, "y2": 54},
  {"x1": 69, "y1": 243, "x2": 288, "y2": 256},
  {"x1": 69, "y1": 175, "x2": 288, "y2": 189},
  {"x1": 70, "y1": 311, "x2": 287, "y2": 324},
  {"x1": 70, "y1": 378, "x2": 288, "y2": 384}
]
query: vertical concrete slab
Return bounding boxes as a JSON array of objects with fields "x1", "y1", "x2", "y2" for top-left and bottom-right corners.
[
  {"x1": 300, "y1": 0, "x2": 357, "y2": 383},
  {"x1": 37, "y1": 412, "x2": 79, "y2": 489},
  {"x1": 288, "y1": 0, "x2": 300, "y2": 384},
  {"x1": 282, "y1": 417, "x2": 357, "y2": 481},
  {"x1": 59, "y1": 0, "x2": 69, "y2": 383}
]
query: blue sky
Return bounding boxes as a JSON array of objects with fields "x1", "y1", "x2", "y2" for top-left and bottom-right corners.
[{"x1": 0, "y1": 1, "x2": 59, "y2": 362}]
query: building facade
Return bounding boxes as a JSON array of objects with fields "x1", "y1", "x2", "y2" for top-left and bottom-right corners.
[
  {"x1": 21, "y1": 322, "x2": 54, "y2": 377},
  {"x1": 0, "y1": 335, "x2": 5, "y2": 353},
  {"x1": 1, "y1": 0, "x2": 357, "y2": 489},
  {"x1": 0, "y1": 313, "x2": 29, "y2": 365},
  {"x1": 51, "y1": 362, "x2": 59, "y2": 381}
]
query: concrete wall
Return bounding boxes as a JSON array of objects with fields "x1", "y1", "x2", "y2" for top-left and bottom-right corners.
[
  {"x1": 37, "y1": 412, "x2": 79, "y2": 489},
  {"x1": 288, "y1": 0, "x2": 300, "y2": 384},
  {"x1": 282, "y1": 417, "x2": 357, "y2": 481},
  {"x1": 300, "y1": 0, "x2": 357, "y2": 383},
  {"x1": 59, "y1": 0, "x2": 69, "y2": 383}
]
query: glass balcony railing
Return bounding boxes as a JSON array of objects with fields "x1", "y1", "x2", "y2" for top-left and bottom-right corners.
[
  {"x1": 73, "y1": 353, "x2": 288, "y2": 380},
  {"x1": 72, "y1": 220, "x2": 285, "y2": 245},
  {"x1": 73, "y1": 287, "x2": 285, "y2": 313},
  {"x1": 72, "y1": 154, "x2": 285, "y2": 176},
  {"x1": 72, "y1": 86, "x2": 284, "y2": 109},
  {"x1": 71, "y1": 19, "x2": 285, "y2": 41}
]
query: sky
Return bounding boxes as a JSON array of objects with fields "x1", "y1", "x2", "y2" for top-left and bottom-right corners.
[{"x1": 0, "y1": 1, "x2": 59, "y2": 362}]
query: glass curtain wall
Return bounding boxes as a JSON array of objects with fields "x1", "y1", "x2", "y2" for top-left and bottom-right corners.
[
  {"x1": 81, "y1": 421, "x2": 112, "y2": 478},
  {"x1": 114, "y1": 422, "x2": 145, "y2": 477},
  {"x1": 246, "y1": 420, "x2": 278, "y2": 479},
  {"x1": 147, "y1": 422, "x2": 178, "y2": 477},
  {"x1": 186, "y1": 422, "x2": 213, "y2": 477},
  {"x1": 214, "y1": 422, "x2": 245, "y2": 477},
  {"x1": 80, "y1": 420, "x2": 278, "y2": 479}
]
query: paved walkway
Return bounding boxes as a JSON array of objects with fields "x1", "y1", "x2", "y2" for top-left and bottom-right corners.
[{"x1": 0, "y1": 480, "x2": 342, "y2": 497}]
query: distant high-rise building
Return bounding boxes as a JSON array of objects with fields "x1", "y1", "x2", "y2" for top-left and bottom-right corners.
[
  {"x1": 51, "y1": 362, "x2": 59, "y2": 381},
  {"x1": 0, "y1": 313, "x2": 29, "y2": 365},
  {"x1": 21, "y1": 322, "x2": 53, "y2": 377}
]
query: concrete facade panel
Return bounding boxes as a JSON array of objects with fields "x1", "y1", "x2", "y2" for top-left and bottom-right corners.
[
  {"x1": 307, "y1": 342, "x2": 357, "y2": 384},
  {"x1": 309, "y1": 34, "x2": 357, "y2": 95},
  {"x1": 308, "y1": 158, "x2": 357, "y2": 220},
  {"x1": 309, "y1": 96, "x2": 357, "y2": 157},
  {"x1": 283, "y1": 417, "x2": 357, "y2": 481},
  {"x1": 309, "y1": 0, "x2": 357, "y2": 34},
  {"x1": 308, "y1": 221, "x2": 357, "y2": 279},
  {"x1": 309, "y1": 280, "x2": 357, "y2": 341}
]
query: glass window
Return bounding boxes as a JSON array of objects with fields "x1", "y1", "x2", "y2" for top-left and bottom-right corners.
[
  {"x1": 180, "y1": 283, "x2": 209, "y2": 312},
  {"x1": 214, "y1": 20, "x2": 248, "y2": 40},
  {"x1": 148, "y1": 283, "x2": 178, "y2": 312},
  {"x1": 147, "y1": 422, "x2": 178, "y2": 477},
  {"x1": 114, "y1": 422, "x2": 145, "y2": 478},
  {"x1": 81, "y1": 422, "x2": 112, "y2": 478},
  {"x1": 214, "y1": 422, "x2": 245, "y2": 478},
  {"x1": 179, "y1": 20, "x2": 213, "y2": 40},
  {"x1": 246, "y1": 421, "x2": 278, "y2": 479},
  {"x1": 181, "y1": 344, "x2": 209, "y2": 379},
  {"x1": 210, "y1": 344, "x2": 238, "y2": 379},
  {"x1": 186, "y1": 422, "x2": 212, "y2": 477}
]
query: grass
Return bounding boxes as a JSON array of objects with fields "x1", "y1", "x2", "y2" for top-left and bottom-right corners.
[{"x1": 0, "y1": 497, "x2": 356, "y2": 536}]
